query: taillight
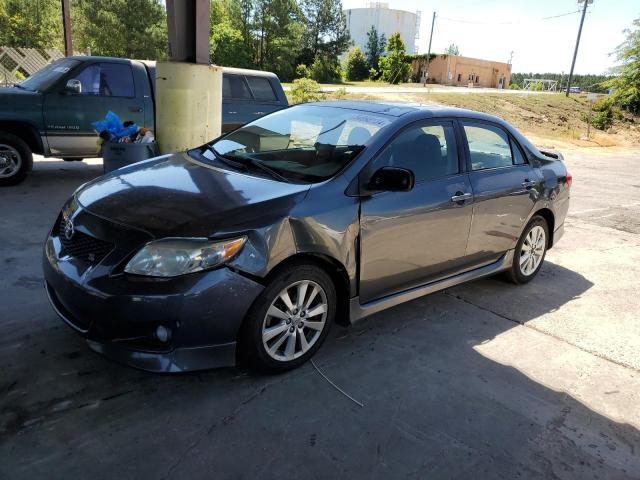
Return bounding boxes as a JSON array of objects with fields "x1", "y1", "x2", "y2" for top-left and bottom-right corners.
[{"x1": 566, "y1": 173, "x2": 572, "y2": 188}]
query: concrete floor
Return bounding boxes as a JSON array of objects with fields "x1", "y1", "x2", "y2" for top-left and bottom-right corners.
[{"x1": 1, "y1": 149, "x2": 639, "y2": 479}]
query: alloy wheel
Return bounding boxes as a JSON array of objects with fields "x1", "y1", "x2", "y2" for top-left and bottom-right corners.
[
  {"x1": 519, "y1": 225, "x2": 546, "y2": 276},
  {"x1": 261, "y1": 280, "x2": 328, "y2": 362},
  {"x1": 0, "y1": 144, "x2": 22, "y2": 178}
]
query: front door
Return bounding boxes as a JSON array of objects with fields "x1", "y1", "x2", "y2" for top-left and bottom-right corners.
[
  {"x1": 44, "y1": 61, "x2": 143, "y2": 157},
  {"x1": 461, "y1": 120, "x2": 541, "y2": 265},
  {"x1": 359, "y1": 120, "x2": 474, "y2": 304}
]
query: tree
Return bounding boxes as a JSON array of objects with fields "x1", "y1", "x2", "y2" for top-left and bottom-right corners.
[
  {"x1": 604, "y1": 18, "x2": 640, "y2": 114},
  {"x1": 364, "y1": 25, "x2": 386, "y2": 72},
  {"x1": 379, "y1": 32, "x2": 410, "y2": 84},
  {"x1": 0, "y1": 0, "x2": 63, "y2": 49},
  {"x1": 298, "y1": 0, "x2": 350, "y2": 67},
  {"x1": 310, "y1": 52, "x2": 342, "y2": 83},
  {"x1": 444, "y1": 43, "x2": 460, "y2": 56},
  {"x1": 210, "y1": 22, "x2": 252, "y2": 67},
  {"x1": 72, "y1": 0, "x2": 167, "y2": 59},
  {"x1": 345, "y1": 47, "x2": 368, "y2": 81}
]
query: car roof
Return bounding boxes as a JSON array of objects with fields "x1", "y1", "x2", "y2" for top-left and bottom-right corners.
[
  {"x1": 305, "y1": 100, "x2": 506, "y2": 123},
  {"x1": 64, "y1": 57, "x2": 278, "y2": 79}
]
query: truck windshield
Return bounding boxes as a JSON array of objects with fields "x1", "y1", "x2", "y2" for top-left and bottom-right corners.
[
  {"x1": 18, "y1": 58, "x2": 81, "y2": 92},
  {"x1": 203, "y1": 104, "x2": 390, "y2": 183}
]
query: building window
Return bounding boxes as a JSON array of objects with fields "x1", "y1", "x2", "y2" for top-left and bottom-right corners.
[
  {"x1": 457, "y1": 73, "x2": 461, "y2": 82},
  {"x1": 476, "y1": 76, "x2": 479, "y2": 83}
]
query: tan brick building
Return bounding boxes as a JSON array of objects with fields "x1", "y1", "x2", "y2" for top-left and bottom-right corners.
[{"x1": 412, "y1": 54, "x2": 512, "y2": 89}]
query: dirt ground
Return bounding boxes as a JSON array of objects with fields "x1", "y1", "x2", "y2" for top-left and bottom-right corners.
[{"x1": 1, "y1": 142, "x2": 640, "y2": 478}]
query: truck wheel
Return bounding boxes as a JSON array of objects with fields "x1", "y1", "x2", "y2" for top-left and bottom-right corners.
[{"x1": 0, "y1": 133, "x2": 33, "y2": 186}]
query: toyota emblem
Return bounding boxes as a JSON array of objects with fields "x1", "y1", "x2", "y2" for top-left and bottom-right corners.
[{"x1": 64, "y1": 217, "x2": 75, "y2": 240}]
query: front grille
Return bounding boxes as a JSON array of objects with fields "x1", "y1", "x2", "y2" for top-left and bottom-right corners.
[{"x1": 58, "y1": 216, "x2": 114, "y2": 265}]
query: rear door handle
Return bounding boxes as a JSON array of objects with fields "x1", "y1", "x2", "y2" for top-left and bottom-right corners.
[
  {"x1": 522, "y1": 179, "x2": 536, "y2": 188},
  {"x1": 129, "y1": 106, "x2": 143, "y2": 113},
  {"x1": 451, "y1": 192, "x2": 473, "y2": 203}
]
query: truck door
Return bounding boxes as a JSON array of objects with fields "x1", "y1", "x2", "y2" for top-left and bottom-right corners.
[
  {"x1": 222, "y1": 74, "x2": 255, "y2": 133},
  {"x1": 245, "y1": 75, "x2": 285, "y2": 118},
  {"x1": 43, "y1": 61, "x2": 144, "y2": 158}
]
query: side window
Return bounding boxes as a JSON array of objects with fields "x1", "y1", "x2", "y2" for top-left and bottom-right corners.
[
  {"x1": 511, "y1": 139, "x2": 527, "y2": 165},
  {"x1": 73, "y1": 63, "x2": 134, "y2": 97},
  {"x1": 99, "y1": 63, "x2": 135, "y2": 97},
  {"x1": 246, "y1": 76, "x2": 277, "y2": 101},
  {"x1": 75, "y1": 64, "x2": 100, "y2": 95},
  {"x1": 463, "y1": 122, "x2": 513, "y2": 170},
  {"x1": 222, "y1": 74, "x2": 252, "y2": 100},
  {"x1": 372, "y1": 121, "x2": 459, "y2": 183}
]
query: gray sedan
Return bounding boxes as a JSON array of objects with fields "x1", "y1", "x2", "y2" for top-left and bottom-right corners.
[{"x1": 43, "y1": 101, "x2": 571, "y2": 372}]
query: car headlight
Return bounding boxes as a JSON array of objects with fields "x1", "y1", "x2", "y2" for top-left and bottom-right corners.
[{"x1": 124, "y1": 237, "x2": 246, "y2": 277}]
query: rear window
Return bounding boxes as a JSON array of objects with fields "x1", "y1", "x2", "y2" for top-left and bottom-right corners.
[
  {"x1": 223, "y1": 74, "x2": 252, "y2": 99},
  {"x1": 246, "y1": 76, "x2": 277, "y2": 101}
]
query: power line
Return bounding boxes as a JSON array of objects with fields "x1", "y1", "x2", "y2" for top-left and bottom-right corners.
[{"x1": 437, "y1": 9, "x2": 583, "y2": 26}]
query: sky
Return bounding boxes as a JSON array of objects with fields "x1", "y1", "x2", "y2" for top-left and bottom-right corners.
[{"x1": 341, "y1": 0, "x2": 638, "y2": 74}]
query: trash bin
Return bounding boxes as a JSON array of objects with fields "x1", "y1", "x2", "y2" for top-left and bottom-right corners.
[{"x1": 102, "y1": 142, "x2": 159, "y2": 173}]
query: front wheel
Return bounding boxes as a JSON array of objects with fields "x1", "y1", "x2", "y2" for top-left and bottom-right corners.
[
  {"x1": 506, "y1": 215, "x2": 549, "y2": 284},
  {"x1": 0, "y1": 133, "x2": 32, "y2": 186},
  {"x1": 240, "y1": 263, "x2": 336, "y2": 372}
]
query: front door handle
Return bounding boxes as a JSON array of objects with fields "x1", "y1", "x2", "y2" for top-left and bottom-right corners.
[
  {"x1": 451, "y1": 192, "x2": 473, "y2": 203},
  {"x1": 522, "y1": 179, "x2": 536, "y2": 188},
  {"x1": 129, "y1": 106, "x2": 143, "y2": 113}
]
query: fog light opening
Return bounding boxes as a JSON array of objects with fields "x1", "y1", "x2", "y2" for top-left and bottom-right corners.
[{"x1": 155, "y1": 325, "x2": 171, "y2": 343}]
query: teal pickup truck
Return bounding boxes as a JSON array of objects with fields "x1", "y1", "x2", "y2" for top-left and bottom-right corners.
[{"x1": 0, "y1": 56, "x2": 288, "y2": 186}]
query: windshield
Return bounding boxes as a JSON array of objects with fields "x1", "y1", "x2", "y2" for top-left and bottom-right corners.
[
  {"x1": 18, "y1": 58, "x2": 81, "y2": 92},
  {"x1": 202, "y1": 105, "x2": 391, "y2": 183}
]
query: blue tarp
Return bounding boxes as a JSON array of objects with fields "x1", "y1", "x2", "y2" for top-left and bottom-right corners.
[{"x1": 92, "y1": 111, "x2": 139, "y2": 140}]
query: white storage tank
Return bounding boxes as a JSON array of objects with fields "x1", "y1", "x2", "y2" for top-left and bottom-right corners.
[{"x1": 345, "y1": 3, "x2": 419, "y2": 54}]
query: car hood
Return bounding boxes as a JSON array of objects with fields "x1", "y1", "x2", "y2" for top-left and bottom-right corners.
[{"x1": 75, "y1": 153, "x2": 311, "y2": 237}]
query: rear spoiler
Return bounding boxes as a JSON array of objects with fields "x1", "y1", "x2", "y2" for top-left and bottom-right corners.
[{"x1": 538, "y1": 149, "x2": 564, "y2": 161}]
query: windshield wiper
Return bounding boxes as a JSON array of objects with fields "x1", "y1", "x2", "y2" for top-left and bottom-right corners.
[
  {"x1": 235, "y1": 156, "x2": 291, "y2": 183},
  {"x1": 14, "y1": 84, "x2": 27, "y2": 90},
  {"x1": 207, "y1": 146, "x2": 290, "y2": 183}
]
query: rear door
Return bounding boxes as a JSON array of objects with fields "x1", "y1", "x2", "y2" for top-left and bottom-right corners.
[
  {"x1": 245, "y1": 75, "x2": 286, "y2": 118},
  {"x1": 461, "y1": 120, "x2": 541, "y2": 264},
  {"x1": 44, "y1": 61, "x2": 143, "y2": 157},
  {"x1": 359, "y1": 120, "x2": 474, "y2": 303},
  {"x1": 222, "y1": 74, "x2": 255, "y2": 133}
]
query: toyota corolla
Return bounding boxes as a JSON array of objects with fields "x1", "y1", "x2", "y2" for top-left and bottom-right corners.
[{"x1": 43, "y1": 102, "x2": 571, "y2": 373}]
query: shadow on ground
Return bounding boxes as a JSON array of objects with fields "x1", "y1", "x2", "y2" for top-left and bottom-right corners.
[{"x1": 1, "y1": 162, "x2": 639, "y2": 479}]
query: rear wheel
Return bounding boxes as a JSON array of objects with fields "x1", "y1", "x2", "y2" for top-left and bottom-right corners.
[
  {"x1": 240, "y1": 263, "x2": 336, "y2": 372},
  {"x1": 0, "y1": 133, "x2": 32, "y2": 186},
  {"x1": 506, "y1": 215, "x2": 549, "y2": 284}
]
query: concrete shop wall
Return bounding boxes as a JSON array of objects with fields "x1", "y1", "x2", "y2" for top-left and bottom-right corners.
[
  {"x1": 412, "y1": 55, "x2": 512, "y2": 88},
  {"x1": 345, "y1": 5, "x2": 418, "y2": 54}
]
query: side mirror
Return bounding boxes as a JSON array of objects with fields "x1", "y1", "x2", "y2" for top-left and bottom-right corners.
[
  {"x1": 65, "y1": 79, "x2": 81, "y2": 94},
  {"x1": 368, "y1": 166, "x2": 415, "y2": 192}
]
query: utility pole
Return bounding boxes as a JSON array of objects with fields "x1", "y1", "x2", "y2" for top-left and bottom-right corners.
[
  {"x1": 566, "y1": 0, "x2": 591, "y2": 96},
  {"x1": 61, "y1": 0, "x2": 73, "y2": 56},
  {"x1": 423, "y1": 11, "x2": 436, "y2": 86}
]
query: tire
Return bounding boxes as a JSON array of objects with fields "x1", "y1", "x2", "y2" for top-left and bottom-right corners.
[
  {"x1": 240, "y1": 262, "x2": 336, "y2": 373},
  {"x1": 0, "y1": 132, "x2": 32, "y2": 186},
  {"x1": 505, "y1": 215, "x2": 549, "y2": 284}
]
